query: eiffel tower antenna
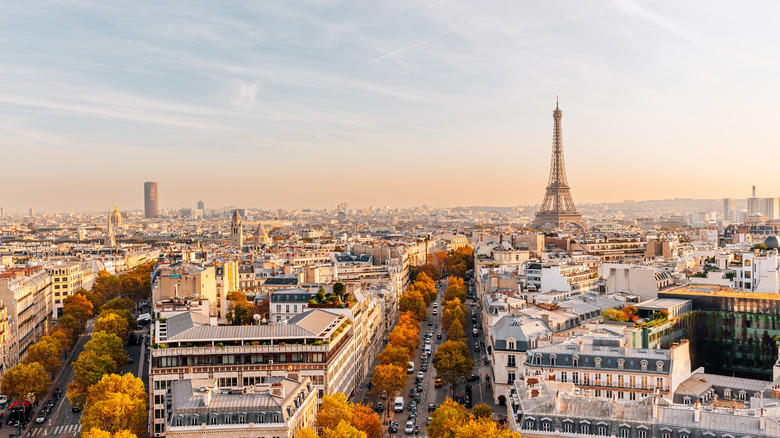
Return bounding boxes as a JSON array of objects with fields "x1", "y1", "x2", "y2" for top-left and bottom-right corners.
[{"x1": 531, "y1": 99, "x2": 583, "y2": 230}]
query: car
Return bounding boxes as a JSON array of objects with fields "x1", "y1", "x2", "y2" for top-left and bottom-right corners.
[
  {"x1": 437, "y1": 333, "x2": 442, "y2": 340},
  {"x1": 416, "y1": 383, "x2": 423, "y2": 392},
  {"x1": 36, "y1": 413, "x2": 46, "y2": 424},
  {"x1": 474, "y1": 345, "x2": 480, "y2": 353},
  {"x1": 433, "y1": 302, "x2": 438, "y2": 308},
  {"x1": 416, "y1": 372, "x2": 424, "y2": 382},
  {"x1": 405, "y1": 420, "x2": 415, "y2": 434},
  {"x1": 432, "y1": 310, "x2": 438, "y2": 316},
  {"x1": 127, "y1": 356, "x2": 134, "y2": 364},
  {"x1": 421, "y1": 363, "x2": 428, "y2": 372},
  {"x1": 408, "y1": 400, "x2": 417, "y2": 411},
  {"x1": 375, "y1": 401, "x2": 384, "y2": 413},
  {"x1": 427, "y1": 321, "x2": 433, "y2": 326},
  {"x1": 71, "y1": 405, "x2": 81, "y2": 412},
  {"x1": 414, "y1": 425, "x2": 420, "y2": 434},
  {"x1": 0, "y1": 395, "x2": 7, "y2": 404},
  {"x1": 414, "y1": 393, "x2": 421, "y2": 403},
  {"x1": 428, "y1": 403, "x2": 436, "y2": 412},
  {"x1": 427, "y1": 416, "x2": 433, "y2": 425},
  {"x1": 468, "y1": 375, "x2": 480, "y2": 382},
  {"x1": 407, "y1": 413, "x2": 416, "y2": 422},
  {"x1": 409, "y1": 387, "x2": 417, "y2": 397},
  {"x1": 389, "y1": 421, "x2": 399, "y2": 433},
  {"x1": 435, "y1": 378, "x2": 443, "y2": 387}
]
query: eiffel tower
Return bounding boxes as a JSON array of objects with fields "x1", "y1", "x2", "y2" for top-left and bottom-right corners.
[{"x1": 531, "y1": 99, "x2": 583, "y2": 230}]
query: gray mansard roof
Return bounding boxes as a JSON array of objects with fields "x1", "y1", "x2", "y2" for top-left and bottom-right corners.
[
  {"x1": 492, "y1": 315, "x2": 552, "y2": 352},
  {"x1": 525, "y1": 341, "x2": 673, "y2": 374}
]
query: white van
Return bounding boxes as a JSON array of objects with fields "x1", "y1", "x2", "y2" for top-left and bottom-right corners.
[
  {"x1": 406, "y1": 361, "x2": 415, "y2": 374},
  {"x1": 424, "y1": 344, "x2": 431, "y2": 355},
  {"x1": 394, "y1": 396, "x2": 405, "y2": 413}
]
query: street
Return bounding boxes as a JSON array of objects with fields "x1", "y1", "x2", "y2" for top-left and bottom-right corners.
[
  {"x1": 354, "y1": 279, "x2": 504, "y2": 437},
  {"x1": 6, "y1": 322, "x2": 148, "y2": 438}
]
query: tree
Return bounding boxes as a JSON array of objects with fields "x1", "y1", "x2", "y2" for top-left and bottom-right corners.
[
  {"x1": 321, "y1": 420, "x2": 367, "y2": 438},
  {"x1": 316, "y1": 393, "x2": 354, "y2": 432},
  {"x1": 412, "y1": 264, "x2": 441, "y2": 282},
  {"x1": 377, "y1": 344, "x2": 411, "y2": 368},
  {"x1": 1, "y1": 362, "x2": 50, "y2": 401},
  {"x1": 63, "y1": 294, "x2": 94, "y2": 329},
  {"x1": 100, "y1": 308, "x2": 136, "y2": 331},
  {"x1": 68, "y1": 351, "x2": 119, "y2": 407},
  {"x1": 399, "y1": 289, "x2": 427, "y2": 320},
  {"x1": 90, "y1": 270, "x2": 122, "y2": 308},
  {"x1": 82, "y1": 374, "x2": 147, "y2": 436},
  {"x1": 253, "y1": 298, "x2": 270, "y2": 320},
  {"x1": 428, "y1": 398, "x2": 472, "y2": 438},
  {"x1": 389, "y1": 322, "x2": 419, "y2": 354},
  {"x1": 85, "y1": 331, "x2": 127, "y2": 368},
  {"x1": 82, "y1": 428, "x2": 138, "y2": 438},
  {"x1": 602, "y1": 308, "x2": 629, "y2": 322},
  {"x1": 226, "y1": 291, "x2": 255, "y2": 325},
  {"x1": 296, "y1": 428, "x2": 319, "y2": 438},
  {"x1": 369, "y1": 364, "x2": 406, "y2": 411},
  {"x1": 50, "y1": 328, "x2": 72, "y2": 352},
  {"x1": 752, "y1": 243, "x2": 768, "y2": 251},
  {"x1": 444, "y1": 277, "x2": 467, "y2": 303},
  {"x1": 434, "y1": 341, "x2": 474, "y2": 397},
  {"x1": 448, "y1": 318, "x2": 465, "y2": 341},
  {"x1": 95, "y1": 313, "x2": 130, "y2": 341},
  {"x1": 442, "y1": 299, "x2": 466, "y2": 333},
  {"x1": 57, "y1": 314, "x2": 82, "y2": 339},
  {"x1": 452, "y1": 419, "x2": 521, "y2": 438},
  {"x1": 350, "y1": 403, "x2": 382, "y2": 438},
  {"x1": 333, "y1": 282, "x2": 347, "y2": 298},
  {"x1": 101, "y1": 297, "x2": 134, "y2": 313},
  {"x1": 472, "y1": 404, "x2": 493, "y2": 419},
  {"x1": 24, "y1": 337, "x2": 62, "y2": 376}
]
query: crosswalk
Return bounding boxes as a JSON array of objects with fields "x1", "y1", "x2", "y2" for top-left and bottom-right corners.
[{"x1": 27, "y1": 424, "x2": 82, "y2": 435}]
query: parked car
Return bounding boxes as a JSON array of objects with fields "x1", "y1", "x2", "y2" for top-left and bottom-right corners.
[
  {"x1": 435, "y1": 378, "x2": 443, "y2": 387},
  {"x1": 0, "y1": 395, "x2": 8, "y2": 405},
  {"x1": 35, "y1": 413, "x2": 45, "y2": 424},
  {"x1": 375, "y1": 401, "x2": 384, "y2": 413},
  {"x1": 405, "y1": 420, "x2": 415, "y2": 434},
  {"x1": 428, "y1": 403, "x2": 436, "y2": 412}
]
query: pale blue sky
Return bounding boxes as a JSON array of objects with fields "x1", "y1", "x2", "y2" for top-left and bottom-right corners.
[{"x1": 2, "y1": 1, "x2": 779, "y2": 213}]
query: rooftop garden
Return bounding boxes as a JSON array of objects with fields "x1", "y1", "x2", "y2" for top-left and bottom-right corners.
[
  {"x1": 307, "y1": 283, "x2": 355, "y2": 308},
  {"x1": 602, "y1": 306, "x2": 671, "y2": 328}
]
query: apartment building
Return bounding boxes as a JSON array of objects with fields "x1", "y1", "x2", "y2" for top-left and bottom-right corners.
[
  {"x1": 524, "y1": 261, "x2": 599, "y2": 295},
  {"x1": 165, "y1": 376, "x2": 317, "y2": 438},
  {"x1": 523, "y1": 337, "x2": 692, "y2": 401},
  {"x1": 149, "y1": 309, "x2": 359, "y2": 436},
  {"x1": 0, "y1": 267, "x2": 52, "y2": 378},
  {"x1": 269, "y1": 289, "x2": 314, "y2": 322},
  {"x1": 43, "y1": 261, "x2": 94, "y2": 316}
]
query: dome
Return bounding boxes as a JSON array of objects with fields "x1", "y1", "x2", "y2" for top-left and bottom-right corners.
[{"x1": 764, "y1": 235, "x2": 779, "y2": 249}]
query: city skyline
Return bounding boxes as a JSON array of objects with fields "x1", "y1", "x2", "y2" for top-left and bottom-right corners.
[{"x1": 2, "y1": 1, "x2": 780, "y2": 212}]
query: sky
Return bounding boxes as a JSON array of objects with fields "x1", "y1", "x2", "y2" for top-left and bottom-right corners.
[{"x1": 2, "y1": 0, "x2": 780, "y2": 213}]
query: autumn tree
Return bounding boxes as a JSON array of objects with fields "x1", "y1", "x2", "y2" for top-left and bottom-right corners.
[
  {"x1": 448, "y1": 318, "x2": 465, "y2": 341},
  {"x1": 68, "y1": 350, "x2": 119, "y2": 407},
  {"x1": 350, "y1": 403, "x2": 382, "y2": 438},
  {"x1": 90, "y1": 270, "x2": 122, "y2": 308},
  {"x1": 57, "y1": 314, "x2": 82, "y2": 339},
  {"x1": 315, "y1": 393, "x2": 380, "y2": 438},
  {"x1": 411, "y1": 263, "x2": 441, "y2": 282},
  {"x1": 389, "y1": 320, "x2": 420, "y2": 354},
  {"x1": 316, "y1": 393, "x2": 354, "y2": 432},
  {"x1": 226, "y1": 291, "x2": 255, "y2": 326},
  {"x1": 399, "y1": 289, "x2": 427, "y2": 320},
  {"x1": 253, "y1": 298, "x2": 270, "y2": 320},
  {"x1": 442, "y1": 299, "x2": 466, "y2": 333},
  {"x1": 369, "y1": 364, "x2": 406, "y2": 414},
  {"x1": 472, "y1": 404, "x2": 493, "y2": 419},
  {"x1": 94, "y1": 313, "x2": 130, "y2": 341},
  {"x1": 414, "y1": 272, "x2": 438, "y2": 303},
  {"x1": 428, "y1": 398, "x2": 472, "y2": 438},
  {"x1": 63, "y1": 294, "x2": 94, "y2": 329},
  {"x1": 377, "y1": 344, "x2": 411, "y2": 368},
  {"x1": 50, "y1": 328, "x2": 72, "y2": 352},
  {"x1": 434, "y1": 341, "x2": 474, "y2": 397},
  {"x1": 321, "y1": 420, "x2": 367, "y2": 438},
  {"x1": 452, "y1": 419, "x2": 521, "y2": 438},
  {"x1": 24, "y1": 336, "x2": 62, "y2": 376},
  {"x1": 444, "y1": 277, "x2": 467, "y2": 303},
  {"x1": 295, "y1": 428, "x2": 318, "y2": 438},
  {"x1": 82, "y1": 429, "x2": 138, "y2": 438},
  {"x1": 81, "y1": 373, "x2": 147, "y2": 436},
  {"x1": 85, "y1": 331, "x2": 127, "y2": 368},
  {"x1": 1, "y1": 362, "x2": 50, "y2": 401},
  {"x1": 602, "y1": 308, "x2": 629, "y2": 322}
]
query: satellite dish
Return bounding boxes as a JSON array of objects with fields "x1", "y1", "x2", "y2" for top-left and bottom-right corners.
[{"x1": 253, "y1": 314, "x2": 261, "y2": 324}]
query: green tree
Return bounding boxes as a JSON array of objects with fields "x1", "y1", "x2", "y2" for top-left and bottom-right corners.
[
  {"x1": 434, "y1": 341, "x2": 474, "y2": 397},
  {"x1": 58, "y1": 314, "x2": 82, "y2": 339},
  {"x1": 333, "y1": 282, "x2": 347, "y2": 298},
  {"x1": 0, "y1": 362, "x2": 51, "y2": 401}
]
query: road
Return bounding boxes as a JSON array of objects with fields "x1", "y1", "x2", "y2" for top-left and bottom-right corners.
[
  {"x1": 8, "y1": 323, "x2": 147, "y2": 438},
  {"x1": 351, "y1": 280, "x2": 498, "y2": 437}
]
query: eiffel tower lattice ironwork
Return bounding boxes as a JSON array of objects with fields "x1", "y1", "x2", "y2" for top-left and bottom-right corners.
[{"x1": 532, "y1": 100, "x2": 583, "y2": 229}]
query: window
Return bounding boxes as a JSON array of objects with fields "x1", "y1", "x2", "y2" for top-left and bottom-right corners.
[
  {"x1": 560, "y1": 372, "x2": 567, "y2": 383},
  {"x1": 638, "y1": 428, "x2": 647, "y2": 438},
  {"x1": 641, "y1": 360, "x2": 648, "y2": 371},
  {"x1": 629, "y1": 392, "x2": 637, "y2": 401},
  {"x1": 618, "y1": 375, "x2": 624, "y2": 387},
  {"x1": 276, "y1": 305, "x2": 281, "y2": 312},
  {"x1": 224, "y1": 415, "x2": 232, "y2": 425},
  {"x1": 508, "y1": 355, "x2": 516, "y2": 367},
  {"x1": 508, "y1": 372, "x2": 515, "y2": 385},
  {"x1": 595, "y1": 373, "x2": 602, "y2": 385},
  {"x1": 594, "y1": 389, "x2": 601, "y2": 397},
  {"x1": 656, "y1": 377, "x2": 663, "y2": 390},
  {"x1": 572, "y1": 372, "x2": 579, "y2": 384},
  {"x1": 617, "y1": 359, "x2": 625, "y2": 370},
  {"x1": 210, "y1": 416, "x2": 218, "y2": 425},
  {"x1": 189, "y1": 417, "x2": 199, "y2": 426},
  {"x1": 641, "y1": 376, "x2": 648, "y2": 389},
  {"x1": 662, "y1": 433, "x2": 670, "y2": 438},
  {"x1": 160, "y1": 357, "x2": 178, "y2": 368},
  {"x1": 564, "y1": 423, "x2": 573, "y2": 433},
  {"x1": 542, "y1": 421, "x2": 551, "y2": 432},
  {"x1": 580, "y1": 423, "x2": 590, "y2": 434},
  {"x1": 219, "y1": 377, "x2": 238, "y2": 387},
  {"x1": 629, "y1": 375, "x2": 635, "y2": 388},
  {"x1": 535, "y1": 354, "x2": 542, "y2": 365},
  {"x1": 656, "y1": 361, "x2": 664, "y2": 372},
  {"x1": 583, "y1": 373, "x2": 590, "y2": 385},
  {"x1": 572, "y1": 355, "x2": 579, "y2": 367},
  {"x1": 294, "y1": 305, "x2": 298, "y2": 312},
  {"x1": 154, "y1": 409, "x2": 164, "y2": 419},
  {"x1": 620, "y1": 427, "x2": 630, "y2": 438},
  {"x1": 595, "y1": 357, "x2": 602, "y2": 368},
  {"x1": 155, "y1": 394, "x2": 165, "y2": 405},
  {"x1": 550, "y1": 354, "x2": 556, "y2": 366},
  {"x1": 286, "y1": 305, "x2": 290, "y2": 313},
  {"x1": 524, "y1": 420, "x2": 535, "y2": 430},
  {"x1": 222, "y1": 355, "x2": 236, "y2": 365},
  {"x1": 508, "y1": 341, "x2": 515, "y2": 349},
  {"x1": 597, "y1": 425, "x2": 608, "y2": 436},
  {"x1": 724, "y1": 388, "x2": 732, "y2": 400},
  {"x1": 607, "y1": 374, "x2": 613, "y2": 386},
  {"x1": 174, "y1": 417, "x2": 183, "y2": 427}
]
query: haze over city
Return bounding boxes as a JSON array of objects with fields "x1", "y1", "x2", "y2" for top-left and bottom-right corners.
[{"x1": 3, "y1": 1, "x2": 780, "y2": 213}]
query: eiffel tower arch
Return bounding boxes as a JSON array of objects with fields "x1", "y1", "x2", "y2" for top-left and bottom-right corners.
[{"x1": 531, "y1": 101, "x2": 583, "y2": 230}]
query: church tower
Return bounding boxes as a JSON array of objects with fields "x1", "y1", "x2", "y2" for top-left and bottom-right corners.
[
  {"x1": 105, "y1": 208, "x2": 116, "y2": 246},
  {"x1": 230, "y1": 210, "x2": 243, "y2": 248},
  {"x1": 255, "y1": 223, "x2": 269, "y2": 246}
]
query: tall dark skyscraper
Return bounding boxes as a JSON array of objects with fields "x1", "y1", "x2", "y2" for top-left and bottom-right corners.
[
  {"x1": 197, "y1": 200, "x2": 205, "y2": 210},
  {"x1": 144, "y1": 182, "x2": 159, "y2": 218}
]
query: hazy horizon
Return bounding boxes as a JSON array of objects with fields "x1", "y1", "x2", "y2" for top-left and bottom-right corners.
[{"x1": 2, "y1": 1, "x2": 779, "y2": 212}]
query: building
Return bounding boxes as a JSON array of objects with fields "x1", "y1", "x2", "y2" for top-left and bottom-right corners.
[
  {"x1": 149, "y1": 309, "x2": 359, "y2": 436},
  {"x1": 601, "y1": 264, "x2": 677, "y2": 301},
  {"x1": 145, "y1": 182, "x2": 160, "y2": 219},
  {"x1": 269, "y1": 289, "x2": 315, "y2": 323},
  {"x1": 164, "y1": 376, "x2": 317, "y2": 438},
  {"x1": 723, "y1": 198, "x2": 736, "y2": 222},
  {"x1": 765, "y1": 198, "x2": 780, "y2": 221},
  {"x1": 197, "y1": 200, "x2": 205, "y2": 210},
  {"x1": 43, "y1": 261, "x2": 94, "y2": 316},
  {"x1": 0, "y1": 267, "x2": 52, "y2": 378},
  {"x1": 523, "y1": 337, "x2": 692, "y2": 402},
  {"x1": 152, "y1": 262, "x2": 218, "y2": 316},
  {"x1": 230, "y1": 210, "x2": 243, "y2": 248}
]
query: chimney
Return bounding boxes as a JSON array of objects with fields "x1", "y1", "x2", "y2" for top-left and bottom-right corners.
[
  {"x1": 753, "y1": 185, "x2": 757, "y2": 198},
  {"x1": 204, "y1": 388, "x2": 212, "y2": 407},
  {"x1": 694, "y1": 399, "x2": 700, "y2": 422},
  {"x1": 652, "y1": 393, "x2": 659, "y2": 419},
  {"x1": 541, "y1": 313, "x2": 550, "y2": 327}
]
